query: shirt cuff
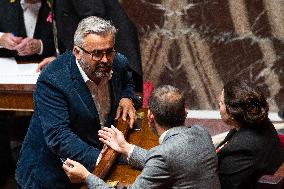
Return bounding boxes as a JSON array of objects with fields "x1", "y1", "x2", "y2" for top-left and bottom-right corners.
[
  {"x1": 127, "y1": 144, "x2": 135, "y2": 161},
  {"x1": 95, "y1": 150, "x2": 103, "y2": 166},
  {"x1": 38, "y1": 39, "x2": 43, "y2": 55}
]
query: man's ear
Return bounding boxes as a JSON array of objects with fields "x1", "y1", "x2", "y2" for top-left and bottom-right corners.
[
  {"x1": 73, "y1": 47, "x2": 81, "y2": 61},
  {"x1": 149, "y1": 114, "x2": 154, "y2": 123},
  {"x1": 147, "y1": 110, "x2": 154, "y2": 123},
  {"x1": 184, "y1": 108, "x2": 188, "y2": 119}
]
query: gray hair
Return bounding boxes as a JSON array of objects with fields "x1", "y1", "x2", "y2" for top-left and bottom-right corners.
[{"x1": 74, "y1": 16, "x2": 117, "y2": 47}]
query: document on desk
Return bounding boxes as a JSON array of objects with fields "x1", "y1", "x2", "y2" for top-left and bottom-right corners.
[{"x1": 0, "y1": 57, "x2": 40, "y2": 84}]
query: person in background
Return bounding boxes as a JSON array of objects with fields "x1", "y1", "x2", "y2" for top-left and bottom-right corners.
[
  {"x1": 217, "y1": 80, "x2": 284, "y2": 189},
  {"x1": 16, "y1": 16, "x2": 140, "y2": 189},
  {"x1": 0, "y1": 0, "x2": 55, "y2": 186},
  {"x1": 62, "y1": 85, "x2": 221, "y2": 189},
  {"x1": 38, "y1": 0, "x2": 142, "y2": 92},
  {"x1": 0, "y1": 0, "x2": 55, "y2": 61}
]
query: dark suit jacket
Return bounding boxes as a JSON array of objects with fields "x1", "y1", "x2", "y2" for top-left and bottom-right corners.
[
  {"x1": 0, "y1": 0, "x2": 55, "y2": 61},
  {"x1": 54, "y1": 0, "x2": 142, "y2": 91},
  {"x1": 217, "y1": 121, "x2": 284, "y2": 189},
  {"x1": 15, "y1": 51, "x2": 138, "y2": 189}
]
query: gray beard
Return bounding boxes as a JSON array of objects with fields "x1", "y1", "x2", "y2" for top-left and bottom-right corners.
[
  {"x1": 79, "y1": 59, "x2": 111, "y2": 79},
  {"x1": 93, "y1": 70, "x2": 111, "y2": 78}
]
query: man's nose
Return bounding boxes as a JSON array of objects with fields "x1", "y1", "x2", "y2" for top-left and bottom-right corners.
[{"x1": 100, "y1": 54, "x2": 108, "y2": 63}]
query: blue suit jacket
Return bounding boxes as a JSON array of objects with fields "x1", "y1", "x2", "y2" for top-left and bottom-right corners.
[{"x1": 16, "y1": 51, "x2": 138, "y2": 189}]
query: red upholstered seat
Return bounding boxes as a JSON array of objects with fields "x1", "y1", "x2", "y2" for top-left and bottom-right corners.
[
  {"x1": 278, "y1": 134, "x2": 284, "y2": 150},
  {"x1": 142, "y1": 81, "x2": 154, "y2": 108}
]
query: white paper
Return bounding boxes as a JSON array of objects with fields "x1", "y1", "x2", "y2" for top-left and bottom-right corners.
[{"x1": 0, "y1": 57, "x2": 39, "y2": 84}]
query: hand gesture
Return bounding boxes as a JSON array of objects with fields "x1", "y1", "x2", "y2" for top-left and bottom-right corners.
[
  {"x1": 0, "y1": 33, "x2": 22, "y2": 50},
  {"x1": 14, "y1": 37, "x2": 41, "y2": 56},
  {"x1": 62, "y1": 158, "x2": 90, "y2": 183},
  {"x1": 98, "y1": 125, "x2": 132, "y2": 155},
  {"x1": 115, "y1": 98, "x2": 136, "y2": 128},
  {"x1": 37, "y1": 56, "x2": 56, "y2": 72}
]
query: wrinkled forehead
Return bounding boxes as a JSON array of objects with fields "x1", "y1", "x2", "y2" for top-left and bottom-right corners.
[{"x1": 83, "y1": 33, "x2": 114, "y2": 49}]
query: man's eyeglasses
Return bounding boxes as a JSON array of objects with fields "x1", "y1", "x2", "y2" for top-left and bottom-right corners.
[{"x1": 77, "y1": 46, "x2": 116, "y2": 61}]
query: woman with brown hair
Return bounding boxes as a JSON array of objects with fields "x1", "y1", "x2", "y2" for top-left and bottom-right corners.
[{"x1": 217, "y1": 80, "x2": 284, "y2": 189}]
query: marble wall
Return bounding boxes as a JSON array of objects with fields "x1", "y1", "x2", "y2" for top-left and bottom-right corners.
[{"x1": 121, "y1": 0, "x2": 284, "y2": 111}]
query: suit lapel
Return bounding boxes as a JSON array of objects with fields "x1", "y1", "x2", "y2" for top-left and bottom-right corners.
[
  {"x1": 69, "y1": 54, "x2": 99, "y2": 117},
  {"x1": 15, "y1": 1, "x2": 27, "y2": 37},
  {"x1": 34, "y1": 1, "x2": 48, "y2": 38}
]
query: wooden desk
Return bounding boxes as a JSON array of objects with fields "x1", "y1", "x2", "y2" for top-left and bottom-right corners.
[
  {"x1": 0, "y1": 59, "x2": 37, "y2": 111},
  {"x1": 81, "y1": 108, "x2": 158, "y2": 189},
  {"x1": 105, "y1": 109, "x2": 158, "y2": 186},
  {"x1": 0, "y1": 84, "x2": 35, "y2": 111}
]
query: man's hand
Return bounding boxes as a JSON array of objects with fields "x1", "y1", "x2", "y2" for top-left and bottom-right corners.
[
  {"x1": 0, "y1": 33, "x2": 22, "y2": 50},
  {"x1": 62, "y1": 158, "x2": 90, "y2": 183},
  {"x1": 14, "y1": 38, "x2": 41, "y2": 56},
  {"x1": 115, "y1": 98, "x2": 136, "y2": 128},
  {"x1": 98, "y1": 125, "x2": 132, "y2": 156},
  {"x1": 36, "y1": 56, "x2": 56, "y2": 72}
]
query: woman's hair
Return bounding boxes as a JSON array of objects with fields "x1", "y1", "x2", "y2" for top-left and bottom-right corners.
[{"x1": 223, "y1": 80, "x2": 269, "y2": 127}]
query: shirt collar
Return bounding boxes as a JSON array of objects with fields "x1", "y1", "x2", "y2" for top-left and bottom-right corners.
[
  {"x1": 75, "y1": 58, "x2": 89, "y2": 82},
  {"x1": 75, "y1": 58, "x2": 113, "y2": 83},
  {"x1": 159, "y1": 130, "x2": 169, "y2": 144},
  {"x1": 20, "y1": 0, "x2": 41, "y2": 11}
]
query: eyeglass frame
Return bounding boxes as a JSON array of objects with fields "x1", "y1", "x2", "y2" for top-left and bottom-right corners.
[{"x1": 77, "y1": 46, "x2": 116, "y2": 61}]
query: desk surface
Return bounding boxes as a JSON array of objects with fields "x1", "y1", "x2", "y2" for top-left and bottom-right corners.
[{"x1": 105, "y1": 109, "x2": 158, "y2": 186}]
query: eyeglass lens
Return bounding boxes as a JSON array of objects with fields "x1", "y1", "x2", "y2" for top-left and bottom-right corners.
[{"x1": 92, "y1": 48, "x2": 115, "y2": 60}]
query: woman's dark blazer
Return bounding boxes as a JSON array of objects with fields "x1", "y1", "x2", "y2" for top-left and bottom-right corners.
[{"x1": 217, "y1": 121, "x2": 284, "y2": 189}]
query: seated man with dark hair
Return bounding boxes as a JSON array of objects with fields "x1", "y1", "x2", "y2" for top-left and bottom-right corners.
[{"x1": 62, "y1": 85, "x2": 221, "y2": 189}]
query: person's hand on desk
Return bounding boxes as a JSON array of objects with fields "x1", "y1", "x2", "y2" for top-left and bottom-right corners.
[
  {"x1": 0, "y1": 33, "x2": 22, "y2": 50},
  {"x1": 115, "y1": 98, "x2": 136, "y2": 128},
  {"x1": 36, "y1": 56, "x2": 56, "y2": 72},
  {"x1": 98, "y1": 125, "x2": 132, "y2": 156},
  {"x1": 62, "y1": 158, "x2": 91, "y2": 183},
  {"x1": 14, "y1": 37, "x2": 41, "y2": 56}
]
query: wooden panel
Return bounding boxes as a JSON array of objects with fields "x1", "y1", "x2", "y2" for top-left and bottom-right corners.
[
  {"x1": 105, "y1": 108, "x2": 158, "y2": 186},
  {"x1": 0, "y1": 84, "x2": 35, "y2": 111}
]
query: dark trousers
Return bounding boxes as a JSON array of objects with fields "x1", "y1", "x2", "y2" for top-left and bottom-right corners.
[{"x1": 0, "y1": 112, "x2": 14, "y2": 187}]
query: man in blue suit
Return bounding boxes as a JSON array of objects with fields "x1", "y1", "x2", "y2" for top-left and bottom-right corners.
[{"x1": 16, "y1": 16, "x2": 140, "y2": 189}]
